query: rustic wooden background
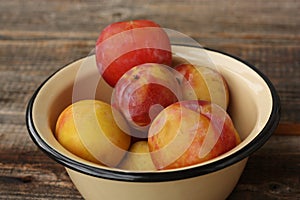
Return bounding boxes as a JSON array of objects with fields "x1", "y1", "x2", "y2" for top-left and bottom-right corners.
[{"x1": 0, "y1": 0, "x2": 299, "y2": 199}]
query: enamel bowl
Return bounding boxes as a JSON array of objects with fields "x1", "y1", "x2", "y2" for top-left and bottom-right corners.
[{"x1": 26, "y1": 45, "x2": 280, "y2": 200}]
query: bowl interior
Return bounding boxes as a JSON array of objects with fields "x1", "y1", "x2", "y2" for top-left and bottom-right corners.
[{"x1": 29, "y1": 45, "x2": 274, "y2": 173}]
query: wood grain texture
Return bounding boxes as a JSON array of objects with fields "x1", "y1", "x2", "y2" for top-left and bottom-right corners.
[{"x1": 0, "y1": 0, "x2": 299, "y2": 199}]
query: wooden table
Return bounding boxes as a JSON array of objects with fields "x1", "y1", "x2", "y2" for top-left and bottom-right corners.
[{"x1": 0, "y1": 0, "x2": 299, "y2": 199}]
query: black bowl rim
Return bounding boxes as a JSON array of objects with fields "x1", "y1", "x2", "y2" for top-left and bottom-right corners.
[{"x1": 26, "y1": 44, "x2": 281, "y2": 182}]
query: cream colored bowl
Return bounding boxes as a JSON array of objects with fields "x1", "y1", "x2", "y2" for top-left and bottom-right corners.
[{"x1": 26, "y1": 45, "x2": 280, "y2": 200}]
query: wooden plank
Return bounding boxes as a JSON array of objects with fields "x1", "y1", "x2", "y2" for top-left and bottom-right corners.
[
  {"x1": 229, "y1": 135, "x2": 300, "y2": 200},
  {"x1": 275, "y1": 123, "x2": 300, "y2": 135}
]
